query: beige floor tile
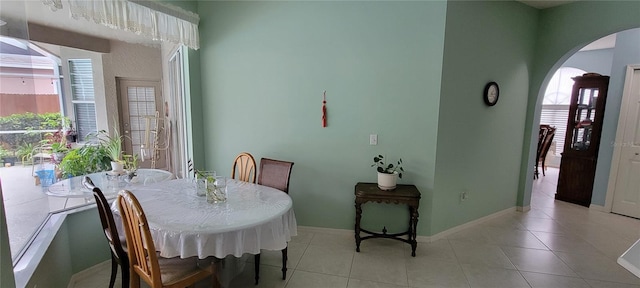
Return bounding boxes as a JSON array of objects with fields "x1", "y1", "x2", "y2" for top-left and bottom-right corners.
[
  {"x1": 531, "y1": 231, "x2": 599, "y2": 255},
  {"x1": 450, "y1": 240, "x2": 516, "y2": 270},
  {"x1": 285, "y1": 270, "x2": 348, "y2": 288},
  {"x1": 584, "y1": 279, "x2": 640, "y2": 288},
  {"x1": 461, "y1": 264, "x2": 530, "y2": 288},
  {"x1": 406, "y1": 257, "x2": 469, "y2": 288},
  {"x1": 347, "y1": 278, "x2": 409, "y2": 288},
  {"x1": 406, "y1": 238, "x2": 457, "y2": 262},
  {"x1": 483, "y1": 227, "x2": 549, "y2": 250},
  {"x1": 350, "y1": 249, "x2": 408, "y2": 286},
  {"x1": 555, "y1": 251, "x2": 640, "y2": 285},
  {"x1": 520, "y1": 271, "x2": 590, "y2": 288},
  {"x1": 502, "y1": 246, "x2": 578, "y2": 277},
  {"x1": 296, "y1": 245, "x2": 354, "y2": 277}
]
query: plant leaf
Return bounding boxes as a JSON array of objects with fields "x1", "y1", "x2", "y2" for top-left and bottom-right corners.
[
  {"x1": 377, "y1": 167, "x2": 384, "y2": 173},
  {"x1": 398, "y1": 173, "x2": 403, "y2": 179},
  {"x1": 374, "y1": 156, "x2": 380, "y2": 162}
]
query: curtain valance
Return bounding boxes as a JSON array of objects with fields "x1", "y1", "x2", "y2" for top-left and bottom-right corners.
[{"x1": 42, "y1": 0, "x2": 200, "y2": 50}]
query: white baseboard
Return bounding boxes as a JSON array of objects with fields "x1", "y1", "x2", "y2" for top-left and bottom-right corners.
[
  {"x1": 427, "y1": 207, "x2": 517, "y2": 242},
  {"x1": 517, "y1": 205, "x2": 531, "y2": 212},
  {"x1": 299, "y1": 207, "x2": 517, "y2": 244},
  {"x1": 589, "y1": 204, "x2": 607, "y2": 212}
]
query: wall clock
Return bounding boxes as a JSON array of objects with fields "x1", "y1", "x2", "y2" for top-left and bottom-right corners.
[{"x1": 483, "y1": 82, "x2": 499, "y2": 106}]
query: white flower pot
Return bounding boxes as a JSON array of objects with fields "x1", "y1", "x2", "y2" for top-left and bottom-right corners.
[
  {"x1": 111, "y1": 161, "x2": 124, "y2": 172},
  {"x1": 377, "y1": 172, "x2": 398, "y2": 190}
]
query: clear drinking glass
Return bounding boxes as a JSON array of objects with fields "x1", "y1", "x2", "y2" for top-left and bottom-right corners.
[
  {"x1": 195, "y1": 171, "x2": 216, "y2": 197},
  {"x1": 207, "y1": 176, "x2": 227, "y2": 203}
]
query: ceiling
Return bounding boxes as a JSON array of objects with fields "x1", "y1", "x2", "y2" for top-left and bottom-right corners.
[
  {"x1": 517, "y1": 0, "x2": 580, "y2": 9},
  {"x1": 3, "y1": 0, "x2": 617, "y2": 54}
]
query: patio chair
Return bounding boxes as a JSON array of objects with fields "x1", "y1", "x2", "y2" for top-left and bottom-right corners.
[{"x1": 254, "y1": 157, "x2": 294, "y2": 284}]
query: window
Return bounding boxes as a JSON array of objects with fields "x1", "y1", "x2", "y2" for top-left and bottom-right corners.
[
  {"x1": 541, "y1": 67, "x2": 587, "y2": 156},
  {"x1": 68, "y1": 59, "x2": 97, "y2": 141}
]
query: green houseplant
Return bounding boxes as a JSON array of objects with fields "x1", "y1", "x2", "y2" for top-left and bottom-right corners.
[
  {"x1": 17, "y1": 143, "x2": 35, "y2": 165},
  {"x1": 372, "y1": 155, "x2": 404, "y2": 190},
  {"x1": 101, "y1": 128, "x2": 124, "y2": 171},
  {"x1": 58, "y1": 144, "x2": 111, "y2": 178}
]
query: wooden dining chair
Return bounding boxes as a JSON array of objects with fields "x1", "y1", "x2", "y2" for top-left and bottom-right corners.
[
  {"x1": 83, "y1": 176, "x2": 129, "y2": 288},
  {"x1": 534, "y1": 125, "x2": 556, "y2": 179},
  {"x1": 117, "y1": 190, "x2": 217, "y2": 288},
  {"x1": 231, "y1": 152, "x2": 257, "y2": 183},
  {"x1": 255, "y1": 157, "x2": 294, "y2": 284}
]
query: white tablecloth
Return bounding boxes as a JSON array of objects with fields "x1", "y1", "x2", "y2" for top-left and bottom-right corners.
[{"x1": 112, "y1": 178, "x2": 297, "y2": 259}]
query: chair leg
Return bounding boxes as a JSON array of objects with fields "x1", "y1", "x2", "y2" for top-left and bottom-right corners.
[
  {"x1": 121, "y1": 261, "x2": 130, "y2": 288},
  {"x1": 109, "y1": 254, "x2": 118, "y2": 288},
  {"x1": 281, "y1": 247, "x2": 288, "y2": 280},
  {"x1": 254, "y1": 253, "x2": 260, "y2": 285},
  {"x1": 541, "y1": 159, "x2": 547, "y2": 176}
]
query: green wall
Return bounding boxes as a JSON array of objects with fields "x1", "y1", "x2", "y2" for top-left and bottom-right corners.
[
  {"x1": 198, "y1": 1, "x2": 445, "y2": 234},
  {"x1": 434, "y1": 1, "x2": 538, "y2": 234},
  {"x1": 25, "y1": 209, "x2": 108, "y2": 288},
  {"x1": 519, "y1": 1, "x2": 640, "y2": 208}
]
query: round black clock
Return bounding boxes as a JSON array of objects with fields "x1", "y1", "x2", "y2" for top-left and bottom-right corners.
[{"x1": 483, "y1": 82, "x2": 499, "y2": 106}]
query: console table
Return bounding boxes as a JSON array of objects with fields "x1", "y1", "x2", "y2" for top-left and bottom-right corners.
[{"x1": 354, "y1": 182, "x2": 421, "y2": 256}]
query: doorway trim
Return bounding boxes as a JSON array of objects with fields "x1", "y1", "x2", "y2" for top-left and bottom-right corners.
[{"x1": 604, "y1": 64, "x2": 640, "y2": 212}]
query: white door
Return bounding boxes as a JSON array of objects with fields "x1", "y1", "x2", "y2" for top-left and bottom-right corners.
[
  {"x1": 117, "y1": 79, "x2": 166, "y2": 169},
  {"x1": 611, "y1": 67, "x2": 640, "y2": 218}
]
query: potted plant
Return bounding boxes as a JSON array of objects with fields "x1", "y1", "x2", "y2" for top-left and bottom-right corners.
[
  {"x1": 17, "y1": 142, "x2": 35, "y2": 165},
  {"x1": 58, "y1": 144, "x2": 111, "y2": 178},
  {"x1": 101, "y1": 128, "x2": 124, "y2": 172},
  {"x1": 62, "y1": 117, "x2": 78, "y2": 143},
  {"x1": 51, "y1": 141, "x2": 69, "y2": 162},
  {"x1": 122, "y1": 153, "x2": 139, "y2": 181},
  {"x1": 372, "y1": 155, "x2": 403, "y2": 190}
]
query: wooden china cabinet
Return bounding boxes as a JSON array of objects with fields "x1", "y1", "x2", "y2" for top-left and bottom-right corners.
[{"x1": 556, "y1": 73, "x2": 609, "y2": 207}]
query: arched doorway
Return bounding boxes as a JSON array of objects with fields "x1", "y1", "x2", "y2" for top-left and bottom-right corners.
[{"x1": 530, "y1": 28, "x2": 640, "y2": 211}]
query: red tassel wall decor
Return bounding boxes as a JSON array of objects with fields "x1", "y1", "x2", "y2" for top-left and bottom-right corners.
[{"x1": 322, "y1": 90, "x2": 327, "y2": 127}]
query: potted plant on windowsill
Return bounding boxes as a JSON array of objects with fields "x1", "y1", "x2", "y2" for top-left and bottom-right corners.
[
  {"x1": 102, "y1": 128, "x2": 124, "y2": 173},
  {"x1": 372, "y1": 155, "x2": 403, "y2": 190}
]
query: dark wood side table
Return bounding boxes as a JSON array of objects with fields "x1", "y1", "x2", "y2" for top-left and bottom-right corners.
[{"x1": 354, "y1": 182, "x2": 421, "y2": 256}]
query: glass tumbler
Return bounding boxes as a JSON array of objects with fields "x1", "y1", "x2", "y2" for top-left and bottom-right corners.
[
  {"x1": 207, "y1": 176, "x2": 227, "y2": 203},
  {"x1": 195, "y1": 171, "x2": 216, "y2": 197}
]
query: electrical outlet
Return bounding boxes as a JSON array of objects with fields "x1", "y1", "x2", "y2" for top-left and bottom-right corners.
[{"x1": 369, "y1": 134, "x2": 378, "y2": 145}]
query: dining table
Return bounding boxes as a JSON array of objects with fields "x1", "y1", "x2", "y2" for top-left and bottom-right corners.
[{"x1": 110, "y1": 178, "x2": 298, "y2": 260}]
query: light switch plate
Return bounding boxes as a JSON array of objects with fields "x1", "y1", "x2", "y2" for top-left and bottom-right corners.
[{"x1": 369, "y1": 134, "x2": 378, "y2": 145}]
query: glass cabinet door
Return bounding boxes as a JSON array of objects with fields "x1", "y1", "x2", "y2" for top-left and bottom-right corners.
[{"x1": 571, "y1": 87, "x2": 599, "y2": 151}]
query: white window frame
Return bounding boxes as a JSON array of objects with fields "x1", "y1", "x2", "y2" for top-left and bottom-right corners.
[{"x1": 68, "y1": 59, "x2": 98, "y2": 141}]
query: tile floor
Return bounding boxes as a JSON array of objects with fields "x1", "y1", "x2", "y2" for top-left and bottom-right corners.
[{"x1": 70, "y1": 168, "x2": 640, "y2": 288}]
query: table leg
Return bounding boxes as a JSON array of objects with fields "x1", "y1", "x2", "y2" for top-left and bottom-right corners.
[
  {"x1": 355, "y1": 201, "x2": 362, "y2": 252},
  {"x1": 409, "y1": 205, "x2": 419, "y2": 257}
]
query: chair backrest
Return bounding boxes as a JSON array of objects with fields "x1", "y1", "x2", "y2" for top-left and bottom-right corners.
[
  {"x1": 83, "y1": 177, "x2": 127, "y2": 262},
  {"x1": 117, "y1": 190, "x2": 163, "y2": 287},
  {"x1": 231, "y1": 152, "x2": 257, "y2": 183},
  {"x1": 257, "y1": 158, "x2": 294, "y2": 193},
  {"x1": 539, "y1": 126, "x2": 556, "y2": 161},
  {"x1": 536, "y1": 125, "x2": 552, "y2": 160}
]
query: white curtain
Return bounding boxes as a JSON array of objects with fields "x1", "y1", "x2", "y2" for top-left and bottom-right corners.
[{"x1": 41, "y1": 0, "x2": 200, "y2": 50}]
